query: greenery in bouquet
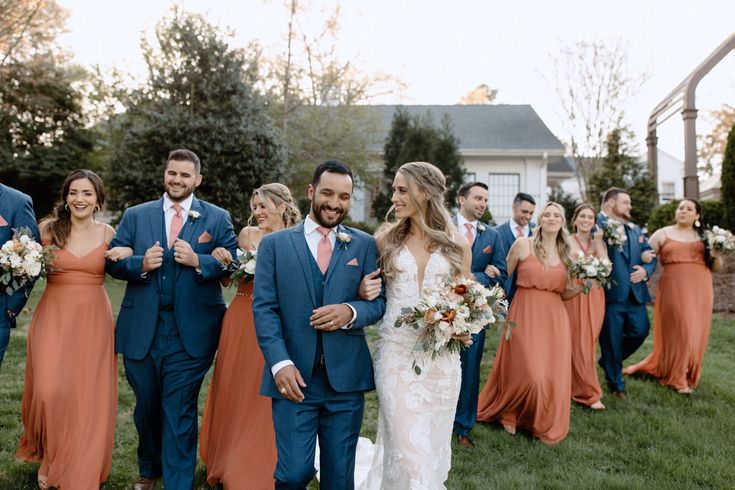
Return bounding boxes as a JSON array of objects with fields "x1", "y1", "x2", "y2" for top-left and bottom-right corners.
[
  {"x1": 227, "y1": 248, "x2": 257, "y2": 285},
  {"x1": 602, "y1": 218, "x2": 627, "y2": 251},
  {"x1": 569, "y1": 252, "x2": 613, "y2": 294}
]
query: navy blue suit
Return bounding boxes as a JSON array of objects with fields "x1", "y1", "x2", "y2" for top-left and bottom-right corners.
[
  {"x1": 495, "y1": 220, "x2": 535, "y2": 303},
  {"x1": 0, "y1": 184, "x2": 39, "y2": 367},
  {"x1": 596, "y1": 212, "x2": 656, "y2": 392},
  {"x1": 106, "y1": 196, "x2": 237, "y2": 489},
  {"x1": 452, "y1": 217, "x2": 507, "y2": 437},
  {"x1": 253, "y1": 221, "x2": 385, "y2": 489}
]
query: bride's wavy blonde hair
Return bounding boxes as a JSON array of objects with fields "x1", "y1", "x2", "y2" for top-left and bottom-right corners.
[
  {"x1": 532, "y1": 201, "x2": 573, "y2": 267},
  {"x1": 376, "y1": 162, "x2": 463, "y2": 278}
]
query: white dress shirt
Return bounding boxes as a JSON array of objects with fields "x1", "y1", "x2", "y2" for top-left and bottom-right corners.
[
  {"x1": 457, "y1": 213, "x2": 478, "y2": 243},
  {"x1": 163, "y1": 193, "x2": 193, "y2": 246},
  {"x1": 510, "y1": 217, "x2": 529, "y2": 239}
]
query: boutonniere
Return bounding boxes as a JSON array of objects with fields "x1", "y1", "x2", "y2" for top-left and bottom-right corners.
[
  {"x1": 188, "y1": 210, "x2": 201, "y2": 221},
  {"x1": 335, "y1": 230, "x2": 352, "y2": 250},
  {"x1": 477, "y1": 224, "x2": 486, "y2": 233}
]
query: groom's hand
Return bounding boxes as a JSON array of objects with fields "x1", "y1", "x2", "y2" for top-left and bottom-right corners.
[
  {"x1": 630, "y1": 265, "x2": 647, "y2": 284},
  {"x1": 142, "y1": 241, "x2": 164, "y2": 272},
  {"x1": 275, "y1": 365, "x2": 306, "y2": 403},
  {"x1": 311, "y1": 304, "x2": 352, "y2": 331},
  {"x1": 358, "y1": 269, "x2": 382, "y2": 301}
]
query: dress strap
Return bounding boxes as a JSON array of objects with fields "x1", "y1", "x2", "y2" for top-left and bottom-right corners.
[{"x1": 573, "y1": 235, "x2": 591, "y2": 254}]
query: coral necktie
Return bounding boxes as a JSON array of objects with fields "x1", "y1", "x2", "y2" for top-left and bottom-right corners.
[
  {"x1": 464, "y1": 223, "x2": 474, "y2": 245},
  {"x1": 169, "y1": 203, "x2": 184, "y2": 249},
  {"x1": 316, "y1": 226, "x2": 332, "y2": 274},
  {"x1": 515, "y1": 225, "x2": 524, "y2": 239}
]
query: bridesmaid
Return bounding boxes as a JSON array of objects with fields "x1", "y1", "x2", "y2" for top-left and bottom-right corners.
[
  {"x1": 476, "y1": 202, "x2": 581, "y2": 444},
  {"x1": 199, "y1": 183, "x2": 301, "y2": 489},
  {"x1": 16, "y1": 169, "x2": 131, "y2": 489},
  {"x1": 564, "y1": 204, "x2": 608, "y2": 410},
  {"x1": 623, "y1": 199, "x2": 722, "y2": 393}
]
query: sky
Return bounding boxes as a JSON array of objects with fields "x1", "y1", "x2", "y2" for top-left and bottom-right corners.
[{"x1": 57, "y1": 0, "x2": 735, "y2": 161}]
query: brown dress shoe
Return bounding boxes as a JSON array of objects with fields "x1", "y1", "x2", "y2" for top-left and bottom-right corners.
[
  {"x1": 133, "y1": 476, "x2": 157, "y2": 490},
  {"x1": 613, "y1": 390, "x2": 627, "y2": 399},
  {"x1": 457, "y1": 435, "x2": 475, "y2": 449}
]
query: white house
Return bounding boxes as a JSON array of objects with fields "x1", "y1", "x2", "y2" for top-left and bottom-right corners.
[{"x1": 350, "y1": 104, "x2": 569, "y2": 224}]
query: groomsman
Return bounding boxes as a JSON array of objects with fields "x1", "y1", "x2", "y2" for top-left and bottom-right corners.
[
  {"x1": 597, "y1": 187, "x2": 656, "y2": 397},
  {"x1": 452, "y1": 182, "x2": 507, "y2": 448},
  {"x1": 495, "y1": 192, "x2": 536, "y2": 303},
  {"x1": 106, "y1": 150, "x2": 238, "y2": 490},
  {"x1": 0, "y1": 183, "x2": 39, "y2": 368}
]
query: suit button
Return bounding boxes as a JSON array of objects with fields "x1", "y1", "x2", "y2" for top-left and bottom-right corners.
[
  {"x1": 162, "y1": 276, "x2": 167, "y2": 280},
  {"x1": 322, "y1": 281, "x2": 326, "y2": 286}
]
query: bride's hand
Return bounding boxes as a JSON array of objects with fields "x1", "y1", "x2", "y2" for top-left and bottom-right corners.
[
  {"x1": 104, "y1": 246, "x2": 133, "y2": 262},
  {"x1": 211, "y1": 247, "x2": 233, "y2": 265},
  {"x1": 453, "y1": 333, "x2": 473, "y2": 347},
  {"x1": 358, "y1": 269, "x2": 382, "y2": 301}
]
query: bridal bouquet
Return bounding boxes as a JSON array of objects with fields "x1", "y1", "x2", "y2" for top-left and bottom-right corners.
[
  {"x1": 569, "y1": 251, "x2": 613, "y2": 294},
  {"x1": 603, "y1": 218, "x2": 627, "y2": 251},
  {"x1": 702, "y1": 226, "x2": 735, "y2": 254},
  {"x1": 0, "y1": 227, "x2": 54, "y2": 295},
  {"x1": 394, "y1": 278, "x2": 509, "y2": 373},
  {"x1": 228, "y1": 248, "x2": 257, "y2": 284}
]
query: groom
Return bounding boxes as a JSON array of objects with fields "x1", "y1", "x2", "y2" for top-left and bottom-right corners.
[
  {"x1": 597, "y1": 187, "x2": 656, "y2": 397},
  {"x1": 106, "y1": 149, "x2": 237, "y2": 489},
  {"x1": 253, "y1": 160, "x2": 385, "y2": 489}
]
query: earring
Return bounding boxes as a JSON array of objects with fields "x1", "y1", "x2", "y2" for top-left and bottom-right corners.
[
  {"x1": 694, "y1": 219, "x2": 700, "y2": 227},
  {"x1": 64, "y1": 204, "x2": 69, "y2": 211},
  {"x1": 94, "y1": 206, "x2": 100, "y2": 213}
]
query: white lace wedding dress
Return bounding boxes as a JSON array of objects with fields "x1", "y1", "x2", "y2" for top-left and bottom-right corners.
[{"x1": 360, "y1": 246, "x2": 462, "y2": 490}]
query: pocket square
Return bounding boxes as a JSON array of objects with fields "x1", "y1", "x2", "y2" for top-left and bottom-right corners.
[
  {"x1": 0, "y1": 215, "x2": 7, "y2": 226},
  {"x1": 346, "y1": 257, "x2": 359, "y2": 266},
  {"x1": 638, "y1": 236, "x2": 644, "y2": 244},
  {"x1": 482, "y1": 245, "x2": 492, "y2": 254},
  {"x1": 198, "y1": 231, "x2": 212, "y2": 244}
]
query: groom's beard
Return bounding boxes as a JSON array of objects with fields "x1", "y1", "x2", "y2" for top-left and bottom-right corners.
[{"x1": 312, "y1": 201, "x2": 348, "y2": 228}]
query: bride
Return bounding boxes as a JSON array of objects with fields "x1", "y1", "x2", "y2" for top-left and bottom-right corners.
[{"x1": 361, "y1": 162, "x2": 472, "y2": 489}]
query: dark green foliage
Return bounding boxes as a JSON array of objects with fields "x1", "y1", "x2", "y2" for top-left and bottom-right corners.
[
  {"x1": 0, "y1": 57, "x2": 94, "y2": 217},
  {"x1": 107, "y1": 8, "x2": 287, "y2": 227},
  {"x1": 587, "y1": 129, "x2": 657, "y2": 225},
  {"x1": 721, "y1": 123, "x2": 735, "y2": 231},
  {"x1": 548, "y1": 186, "x2": 582, "y2": 227},
  {"x1": 648, "y1": 199, "x2": 725, "y2": 234},
  {"x1": 372, "y1": 108, "x2": 465, "y2": 219}
]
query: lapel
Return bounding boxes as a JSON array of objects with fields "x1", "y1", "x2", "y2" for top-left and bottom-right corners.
[
  {"x1": 290, "y1": 222, "x2": 317, "y2": 306},
  {"x1": 471, "y1": 223, "x2": 485, "y2": 255},
  {"x1": 176, "y1": 198, "x2": 205, "y2": 281},
  {"x1": 622, "y1": 223, "x2": 632, "y2": 259},
  {"x1": 147, "y1": 198, "x2": 165, "y2": 290},
  {"x1": 325, "y1": 225, "x2": 348, "y2": 283}
]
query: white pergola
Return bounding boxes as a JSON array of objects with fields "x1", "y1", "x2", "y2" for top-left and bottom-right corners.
[{"x1": 647, "y1": 32, "x2": 735, "y2": 199}]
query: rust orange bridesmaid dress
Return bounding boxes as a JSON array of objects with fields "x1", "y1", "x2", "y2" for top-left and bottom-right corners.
[
  {"x1": 563, "y1": 240, "x2": 605, "y2": 407},
  {"x1": 17, "y1": 243, "x2": 117, "y2": 489},
  {"x1": 623, "y1": 239, "x2": 713, "y2": 391},
  {"x1": 199, "y1": 281, "x2": 277, "y2": 488},
  {"x1": 477, "y1": 253, "x2": 572, "y2": 444}
]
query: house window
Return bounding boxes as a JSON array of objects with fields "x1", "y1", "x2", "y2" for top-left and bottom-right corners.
[
  {"x1": 464, "y1": 172, "x2": 477, "y2": 183},
  {"x1": 660, "y1": 181, "x2": 675, "y2": 202},
  {"x1": 487, "y1": 173, "x2": 520, "y2": 223}
]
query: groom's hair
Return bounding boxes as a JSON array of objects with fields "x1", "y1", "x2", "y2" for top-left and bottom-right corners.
[
  {"x1": 312, "y1": 160, "x2": 354, "y2": 188},
  {"x1": 167, "y1": 149, "x2": 201, "y2": 174}
]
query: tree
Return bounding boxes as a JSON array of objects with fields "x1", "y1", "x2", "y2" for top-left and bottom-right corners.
[
  {"x1": 548, "y1": 187, "x2": 581, "y2": 226},
  {"x1": 0, "y1": 0, "x2": 67, "y2": 65},
  {"x1": 587, "y1": 129, "x2": 657, "y2": 225},
  {"x1": 721, "y1": 122, "x2": 735, "y2": 231},
  {"x1": 699, "y1": 104, "x2": 735, "y2": 176},
  {"x1": 545, "y1": 40, "x2": 648, "y2": 202},
  {"x1": 372, "y1": 109, "x2": 465, "y2": 219},
  {"x1": 458, "y1": 84, "x2": 498, "y2": 105},
  {"x1": 261, "y1": 2, "x2": 400, "y2": 194},
  {"x1": 106, "y1": 8, "x2": 287, "y2": 226}
]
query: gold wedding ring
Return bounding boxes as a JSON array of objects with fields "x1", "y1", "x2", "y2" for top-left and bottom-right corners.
[
  {"x1": 330, "y1": 321, "x2": 335, "y2": 327},
  {"x1": 280, "y1": 387, "x2": 287, "y2": 394}
]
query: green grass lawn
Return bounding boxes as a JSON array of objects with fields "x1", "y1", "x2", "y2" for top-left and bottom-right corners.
[{"x1": 1, "y1": 279, "x2": 734, "y2": 488}]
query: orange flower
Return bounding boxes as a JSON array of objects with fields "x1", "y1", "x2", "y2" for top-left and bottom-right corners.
[
  {"x1": 424, "y1": 308, "x2": 438, "y2": 323},
  {"x1": 454, "y1": 284, "x2": 467, "y2": 295},
  {"x1": 440, "y1": 309, "x2": 456, "y2": 323}
]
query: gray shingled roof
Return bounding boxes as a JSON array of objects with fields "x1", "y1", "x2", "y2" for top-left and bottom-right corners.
[
  {"x1": 548, "y1": 156, "x2": 576, "y2": 173},
  {"x1": 368, "y1": 105, "x2": 565, "y2": 152}
]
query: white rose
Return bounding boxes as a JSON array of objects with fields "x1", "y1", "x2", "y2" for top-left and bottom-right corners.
[
  {"x1": 244, "y1": 259, "x2": 256, "y2": 275},
  {"x1": 26, "y1": 261, "x2": 42, "y2": 277}
]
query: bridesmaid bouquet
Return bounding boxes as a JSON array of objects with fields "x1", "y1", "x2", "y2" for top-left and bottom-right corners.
[
  {"x1": 0, "y1": 227, "x2": 54, "y2": 295},
  {"x1": 602, "y1": 218, "x2": 627, "y2": 251},
  {"x1": 394, "y1": 278, "x2": 509, "y2": 374},
  {"x1": 569, "y1": 252, "x2": 613, "y2": 294},
  {"x1": 228, "y1": 248, "x2": 257, "y2": 284},
  {"x1": 703, "y1": 226, "x2": 735, "y2": 254}
]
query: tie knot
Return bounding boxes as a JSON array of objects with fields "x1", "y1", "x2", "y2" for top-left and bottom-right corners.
[
  {"x1": 317, "y1": 226, "x2": 331, "y2": 238},
  {"x1": 464, "y1": 223, "x2": 473, "y2": 232},
  {"x1": 172, "y1": 203, "x2": 183, "y2": 215},
  {"x1": 516, "y1": 225, "x2": 524, "y2": 237}
]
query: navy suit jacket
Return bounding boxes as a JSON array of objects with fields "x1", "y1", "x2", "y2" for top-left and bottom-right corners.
[
  {"x1": 495, "y1": 220, "x2": 535, "y2": 301},
  {"x1": 454, "y1": 217, "x2": 507, "y2": 288},
  {"x1": 0, "y1": 184, "x2": 40, "y2": 327},
  {"x1": 253, "y1": 221, "x2": 386, "y2": 398},
  {"x1": 106, "y1": 197, "x2": 238, "y2": 360},
  {"x1": 596, "y1": 212, "x2": 656, "y2": 305}
]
